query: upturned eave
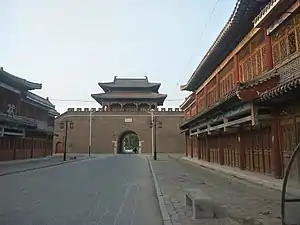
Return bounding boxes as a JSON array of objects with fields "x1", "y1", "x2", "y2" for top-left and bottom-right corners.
[
  {"x1": 0, "y1": 69, "x2": 42, "y2": 90},
  {"x1": 181, "y1": 0, "x2": 270, "y2": 92}
]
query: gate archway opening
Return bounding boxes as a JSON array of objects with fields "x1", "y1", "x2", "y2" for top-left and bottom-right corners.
[{"x1": 117, "y1": 130, "x2": 139, "y2": 154}]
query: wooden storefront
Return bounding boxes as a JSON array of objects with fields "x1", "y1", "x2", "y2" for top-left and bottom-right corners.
[
  {"x1": 180, "y1": 1, "x2": 300, "y2": 179},
  {"x1": 0, "y1": 137, "x2": 53, "y2": 161}
]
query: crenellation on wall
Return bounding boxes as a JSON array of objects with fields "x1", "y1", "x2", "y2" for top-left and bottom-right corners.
[
  {"x1": 54, "y1": 109, "x2": 185, "y2": 154},
  {"x1": 66, "y1": 107, "x2": 182, "y2": 113}
]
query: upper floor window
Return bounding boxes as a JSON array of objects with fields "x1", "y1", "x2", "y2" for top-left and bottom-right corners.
[
  {"x1": 220, "y1": 72, "x2": 234, "y2": 97},
  {"x1": 239, "y1": 31, "x2": 266, "y2": 82},
  {"x1": 206, "y1": 77, "x2": 217, "y2": 107},
  {"x1": 219, "y1": 59, "x2": 234, "y2": 97},
  {"x1": 197, "y1": 90, "x2": 205, "y2": 112},
  {"x1": 271, "y1": 13, "x2": 300, "y2": 66}
]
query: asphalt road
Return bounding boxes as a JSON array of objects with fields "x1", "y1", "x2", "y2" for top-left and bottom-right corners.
[{"x1": 0, "y1": 155, "x2": 163, "y2": 225}]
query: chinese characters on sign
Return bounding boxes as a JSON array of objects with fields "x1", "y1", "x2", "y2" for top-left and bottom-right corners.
[{"x1": 7, "y1": 104, "x2": 16, "y2": 117}]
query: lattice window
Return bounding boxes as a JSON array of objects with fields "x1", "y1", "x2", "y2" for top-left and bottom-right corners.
[
  {"x1": 257, "y1": 50, "x2": 262, "y2": 75},
  {"x1": 273, "y1": 43, "x2": 281, "y2": 65},
  {"x1": 207, "y1": 89, "x2": 217, "y2": 106},
  {"x1": 242, "y1": 60, "x2": 248, "y2": 82},
  {"x1": 272, "y1": 26, "x2": 286, "y2": 42},
  {"x1": 271, "y1": 14, "x2": 300, "y2": 66},
  {"x1": 220, "y1": 72, "x2": 234, "y2": 96},
  {"x1": 280, "y1": 38, "x2": 288, "y2": 61},
  {"x1": 288, "y1": 31, "x2": 297, "y2": 55},
  {"x1": 240, "y1": 44, "x2": 265, "y2": 82},
  {"x1": 295, "y1": 12, "x2": 300, "y2": 25},
  {"x1": 251, "y1": 54, "x2": 257, "y2": 77},
  {"x1": 246, "y1": 58, "x2": 252, "y2": 81},
  {"x1": 261, "y1": 46, "x2": 266, "y2": 72},
  {"x1": 296, "y1": 26, "x2": 300, "y2": 51}
]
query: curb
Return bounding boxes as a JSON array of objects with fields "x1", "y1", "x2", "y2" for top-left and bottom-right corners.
[
  {"x1": 0, "y1": 155, "x2": 56, "y2": 165},
  {"x1": 181, "y1": 157, "x2": 288, "y2": 193},
  {"x1": 144, "y1": 155, "x2": 172, "y2": 225},
  {"x1": 0, "y1": 157, "x2": 91, "y2": 177}
]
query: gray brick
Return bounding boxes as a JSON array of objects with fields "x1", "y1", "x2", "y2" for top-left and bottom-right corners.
[{"x1": 150, "y1": 154, "x2": 283, "y2": 225}]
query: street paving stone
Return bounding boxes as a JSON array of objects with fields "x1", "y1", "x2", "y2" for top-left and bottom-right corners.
[
  {"x1": 150, "y1": 154, "x2": 283, "y2": 225},
  {"x1": 0, "y1": 155, "x2": 163, "y2": 225},
  {"x1": 0, "y1": 155, "x2": 90, "y2": 176}
]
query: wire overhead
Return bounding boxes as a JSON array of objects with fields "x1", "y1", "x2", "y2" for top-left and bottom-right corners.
[{"x1": 177, "y1": 0, "x2": 220, "y2": 86}]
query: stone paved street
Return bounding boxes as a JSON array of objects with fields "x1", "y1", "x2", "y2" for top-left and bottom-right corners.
[
  {"x1": 0, "y1": 155, "x2": 89, "y2": 176},
  {"x1": 0, "y1": 155, "x2": 163, "y2": 225},
  {"x1": 150, "y1": 154, "x2": 283, "y2": 225}
]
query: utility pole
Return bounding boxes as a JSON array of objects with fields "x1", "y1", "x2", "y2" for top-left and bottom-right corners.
[
  {"x1": 89, "y1": 109, "x2": 96, "y2": 157},
  {"x1": 60, "y1": 120, "x2": 74, "y2": 161},
  {"x1": 63, "y1": 123, "x2": 68, "y2": 161},
  {"x1": 153, "y1": 115, "x2": 157, "y2": 160},
  {"x1": 150, "y1": 109, "x2": 157, "y2": 160}
]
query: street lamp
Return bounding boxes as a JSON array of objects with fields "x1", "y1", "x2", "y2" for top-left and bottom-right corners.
[
  {"x1": 150, "y1": 109, "x2": 157, "y2": 160},
  {"x1": 89, "y1": 109, "x2": 96, "y2": 157},
  {"x1": 60, "y1": 120, "x2": 74, "y2": 161}
]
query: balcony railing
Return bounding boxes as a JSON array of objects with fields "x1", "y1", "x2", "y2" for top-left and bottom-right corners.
[{"x1": 253, "y1": 0, "x2": 282, "y2": 28}]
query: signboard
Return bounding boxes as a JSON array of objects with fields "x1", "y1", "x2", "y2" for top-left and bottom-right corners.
[
  {"x1": 125, "y1": 118, "x2": 132, "y2": 123},
  {"x1": 7, "y1": 104, "x2": 15, "y2": 117}
]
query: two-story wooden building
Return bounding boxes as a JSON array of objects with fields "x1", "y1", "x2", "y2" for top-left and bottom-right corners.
[
  {"x1": 0, "y1": 67, "x2": 59, "y2": 161},
  {"x1": 180, "y1": 0, "x2": 300, "y2": 180}
]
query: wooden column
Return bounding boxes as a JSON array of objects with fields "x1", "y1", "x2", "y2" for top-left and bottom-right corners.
[
  {"x1": 195, "y1": 93, "x2": 199, "y2": 113},
  {"x1": 264, "y1": 29, "x2": 274, "y2": 71},
  {"x1": 234, "y1": 55, "x2": 240, "y2": 85},
  {"x1": 271, "y1": 111, "x2": 282, "y2": 178},
  {"x1": 191, "y1": 135, "x2": 194, "y2": 158},
  {"x1": 238, "y1": 130, "x2": 246, "y2": 170},
  {"x1": 12, "y1": 139, "x2": 16, "y2": 160},
  {"x1": 204, "y1": 86, "x2": 208, "y2": 108},
  {"x1": 206, "y1": 135, "x2": 210, "y2": 162},
  {"x1": 185, "y1": 133, "x2": 188, "y2": 157},
  {"x1": 197, "y1": 136, "x2": 201, "y2": 160},
  {"x1": 216, "y1": 73, "x2": 220, "y2": 100},
  {"x1": 219, "y1": 133, "x2": 224, "y2": 165}
]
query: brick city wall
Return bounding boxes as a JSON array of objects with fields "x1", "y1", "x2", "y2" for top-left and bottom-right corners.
[{"x1": 54, "y1": 108, "x2": 185, "y2": 154}]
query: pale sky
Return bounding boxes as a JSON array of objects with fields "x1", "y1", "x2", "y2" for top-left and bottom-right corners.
[{"x1": 1, "y1": 0, "x2": 236, "y2": 113}]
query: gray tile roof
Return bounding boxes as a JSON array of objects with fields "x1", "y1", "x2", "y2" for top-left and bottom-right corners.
[
  {"x1": 0, "y1": 112, "x2": 37, "y2": 128},
  {"x1": 26, "y1": 92, "x2": 55, "y2": 109},
  {"x1": 98, "y1": 76, "x2": 161, "y2": 92},
  {"x1": 92, "y1": 92, "x2": 167, "y2": 100},
  {"x1": 181, "y1": 0, "x2": 271, "y2": 91},
  {"x1": 91, "y1": 91, "x2": 167, "y2": 106},
  {"x1": 0, "y1": 68, "x2": 42, "y2": 90}
]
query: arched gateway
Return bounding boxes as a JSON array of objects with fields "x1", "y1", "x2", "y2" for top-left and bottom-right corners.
[
  {"x1": 116, "y1": 130, "x2": 140, "y2": 154},
  {"x1": 54, "y1": 76, "x2": 185, "y2": 154}
]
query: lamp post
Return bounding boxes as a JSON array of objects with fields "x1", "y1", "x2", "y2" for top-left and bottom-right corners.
[
  {"x1": 150, "y1": 109, "x2": 160, "y2": 160},
  {"x1": 89, "y1": 109, "x2": 96, "y2": 157},
  {"x1": 60, "y1": 120, "x2": 74, "y2": 161}
]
